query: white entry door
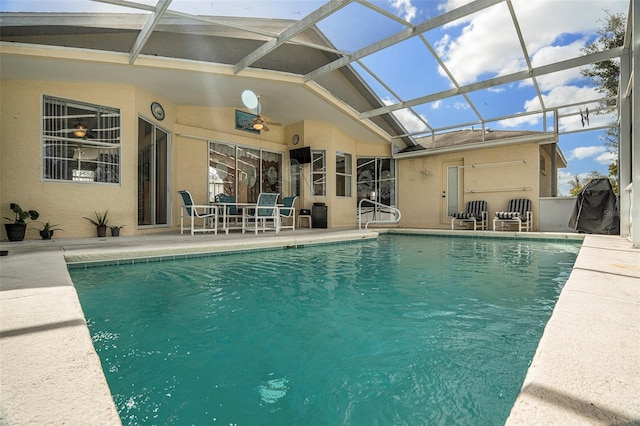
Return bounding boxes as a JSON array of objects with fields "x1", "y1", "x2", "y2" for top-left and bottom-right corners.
[{"x1": 441, "y1": 160, "x2": 463, "y2": 224}]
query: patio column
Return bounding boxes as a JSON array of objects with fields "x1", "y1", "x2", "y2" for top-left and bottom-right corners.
[
  {"x1": 619, "y1": 31, "x2": 631, "y2": 238},
  {"x1": 633, "y1": 0, "x2": 640, "y2": 247}
]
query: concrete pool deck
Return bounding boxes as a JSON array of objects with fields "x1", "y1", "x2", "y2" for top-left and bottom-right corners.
[{"x1": 0, "y1": 229, "x2": 638, "y2": 425}]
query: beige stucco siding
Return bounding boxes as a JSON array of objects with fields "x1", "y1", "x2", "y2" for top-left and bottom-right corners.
[
  {"x1": 1, "y1": 78, "x2": 548, "y2": 238},
  {"x1": 1, "y1": 81, "x2": 139, "y2": 238},
  {"x1": 398, "y1": 143, "x2": 540, "y2": 229}
]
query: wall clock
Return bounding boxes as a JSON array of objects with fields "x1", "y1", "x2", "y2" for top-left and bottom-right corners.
[
  {"x1": 151, "y1": 102, "x2": 165, "y2": 121},
  {"x1": 292, "y1": 134, "x2": 300, "y2": 145}
]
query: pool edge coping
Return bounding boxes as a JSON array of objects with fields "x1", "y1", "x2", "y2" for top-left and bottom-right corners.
[{"x1": 1, "y1": 229, "x2": 638, "y2": 425}]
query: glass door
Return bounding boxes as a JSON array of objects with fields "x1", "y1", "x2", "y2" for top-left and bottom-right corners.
[
  {"x1": 138, "y1": 117, "x2": 170, "y2": 226},
  {"x1": 441, "y1": 160, "x2": 463, "y2": 224}
]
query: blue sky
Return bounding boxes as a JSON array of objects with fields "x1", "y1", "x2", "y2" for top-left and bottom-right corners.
[{"x1": 1, "y1": 0, "x2": 628, "y2": 194}]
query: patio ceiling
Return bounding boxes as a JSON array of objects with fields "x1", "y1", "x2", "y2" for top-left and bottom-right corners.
[{"x1": 0, "y1": 0, "x2": 631, "y2": 152}]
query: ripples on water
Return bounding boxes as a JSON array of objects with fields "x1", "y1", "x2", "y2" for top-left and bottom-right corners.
[{"x1": 72, "y1": 235, "x2": 580, "y2": 425}]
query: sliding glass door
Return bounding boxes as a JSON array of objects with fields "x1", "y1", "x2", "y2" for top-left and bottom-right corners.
[{"x1": 138, "y1": 117, "x2": 170, "y2": 227}]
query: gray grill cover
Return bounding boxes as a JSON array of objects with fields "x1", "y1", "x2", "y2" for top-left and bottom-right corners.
[{"x1": 568, "y1": 178, "x2": 619, "y2": 234}]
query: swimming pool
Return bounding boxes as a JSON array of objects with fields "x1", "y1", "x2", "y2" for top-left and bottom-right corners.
[{"x1": 72, "y1": 234, "x2": 580, "y2": 425}]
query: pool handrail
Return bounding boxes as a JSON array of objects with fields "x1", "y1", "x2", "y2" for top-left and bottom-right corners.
[{"x1": 358, "y1": 199, "x2": 401, "y2": 229}]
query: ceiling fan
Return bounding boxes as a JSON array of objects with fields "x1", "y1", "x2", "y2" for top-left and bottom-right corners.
[{"x1": 241, "y1": 90, "x2": 281, "y2": 132}]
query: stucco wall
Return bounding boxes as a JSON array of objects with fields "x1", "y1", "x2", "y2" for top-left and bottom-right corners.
[
  {"x1": 0, "y1": 81, "x2": 140, "y2": 239},
  {"x1": 397, "y1": 143, "x2": 541, "y2": 230},
  {"x1": 0, "y1": 79, "x2": 379, "y2": 239},
  {"x1": 1, "y1": 78, "x2": 547, "y2": 239}
]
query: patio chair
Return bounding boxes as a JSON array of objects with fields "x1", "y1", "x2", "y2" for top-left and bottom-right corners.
[
  {"x1": 242, "y1": 192, "x2": 280, "y2": 234},
  {"x1": 451, "y1": 200, "x2": 488, "y2": 230},
  {"x1": 493, "y1": 198, "x2": 533, "y2": 232},
  {"x1": 178, "y1": 190, "x2": 217, "y2": 235},
  {"x1": 216, "y1": 193, "x2": 243, "y2": 233},
  {"x1": 279, "y1": 196, "x2": 298, "y2": 231}
]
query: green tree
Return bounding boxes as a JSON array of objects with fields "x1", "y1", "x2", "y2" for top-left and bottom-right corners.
[
  {"x1": 569, "y1": 171, "x2": 608, "y2": 196},
  {"x1": 580, "y1": 10, "x2": 626, "y2": 113},
  {"x1": 580, "y1": 10, "x2": 625, "y2": 195}
]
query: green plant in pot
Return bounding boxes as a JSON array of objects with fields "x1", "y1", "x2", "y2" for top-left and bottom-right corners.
[
  {"x1": 33, "y1": 221, "x2": 63, "y2": 240},
  {"x1": 4, "y1": 203, "x2": 40, "y2": 242},
  {"x1": 109, "y1": 225, "x2": 124, "y2": 237},
  {"x1": 84, "y1": 210, "x2": 109, "y2": 237}
]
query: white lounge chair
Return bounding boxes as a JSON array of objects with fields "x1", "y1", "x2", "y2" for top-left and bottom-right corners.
[
  {"x1": 451, "y1": 200, "x2": 488, "y2": 230},
  {"x1": 493, "y1": 198, "x2": 533, "y2": 232}
]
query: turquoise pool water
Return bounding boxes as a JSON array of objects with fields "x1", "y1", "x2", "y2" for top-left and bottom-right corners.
[{"x1": 72, "y1": 235, "x2": 580, "y2": 425}]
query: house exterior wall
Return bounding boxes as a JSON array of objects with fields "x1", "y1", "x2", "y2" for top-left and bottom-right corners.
[
  {"x1": 0, "y1": 80, "x2": 385, "y2": 239},
  {"x1": 397, "y1": 143, "x2": 541, "y2": 230},
  {"x1": 281, "y1": 120, "x2": 388, "y2": 228},
  {"x1": 1, "y1": 80, "x2": 140, "y2": 239},
  {"x1": 539, "y1": 144, "x2": 554, "y2": 198},
  {"x1": 1, "y1": 78, "x2": 550, "y2": 239}
]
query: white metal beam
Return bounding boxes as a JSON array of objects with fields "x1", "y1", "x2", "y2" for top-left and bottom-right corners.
[
  {"x1": 304, "y1": 0, "x2": 504, "y2": 82},
  {"x1": 234, "y1": 0, "x2": 353, "y2": 74},
  {"x1": 506, "y1": 0, "x2": 545, "y2": 111},
  {"x1": 630, "y1": 0, "x2": 640, "y2": 246},
  {"x1": 128, "y1": 0, "x2": 172, "y2": 64},
  {"x1": 360, "y1": 47, "x2": 625, "y2": 119},
  {"x1": 92, "y1": 0, "x2": 348, "y2": 56}
]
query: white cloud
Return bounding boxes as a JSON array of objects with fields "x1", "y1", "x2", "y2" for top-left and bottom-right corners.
[
  {"x1": 383, "y1": 98, "x2": 428, "y2": 132},
  {"x1": 434, "y1": 0, "x2": 627, "y2": 88},
  {"x1": 557, "y1": 170, "x2": 577, "y2": 196},
  {"x1": 389, "y1": 0, "x2": 417, "y2": 22},
  {"x1": 568, "y1": 146, "x2": 606, "y2": 160},
  {"x1": 596, "y1": 151, "x2": 617, "y2": 165},
  {"x1": 452, "y1": 101, "x2": 469, "y2": 110},
  {"x1": 393, "y1": 109, "x2": 429, "y2": 133},
  {"x1": 557, "y1": 169, "x2": 598, "y2": 196},
  {"x1": 496, "y1": 113, "x2": 541, "y2": 128},
  {"x1": 431, "y1": 99, "x2": 443, "y2": 109}
]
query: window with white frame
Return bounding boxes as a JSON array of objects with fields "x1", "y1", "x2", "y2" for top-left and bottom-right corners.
[
  {"x1": 42, "y1": 96, "x2": 121, "y2": 183},
  {"x1": 336, "y1": 151, "x2": 352, "y2": 197},
  {"x1": 311, "y1": 150, "x2": 326, "y2": 196}
]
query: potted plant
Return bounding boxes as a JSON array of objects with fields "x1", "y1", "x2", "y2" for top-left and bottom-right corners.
[
  {"x1": 33, "y1": 221, "x2": 63, "y2": 240},
  {"x1": 4, "y1": 203, "x2": 39, "y2": 242},
  {"x1": 109, "y1": 225, "x2": 124, "y2": 237},
  {"x1": 83, "y1": 210, "x2": 109, "y2": 237}
]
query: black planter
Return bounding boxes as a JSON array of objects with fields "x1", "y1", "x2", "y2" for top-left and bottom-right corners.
[
  {"x1": 39, "y1": 230, "x2": 54, "y2": 240},
  {"x1": 97, "y1": 226, "x2": 107, "y2": 237},
  {"x1": 110, "y1": 227, "x2": 120, "y2": 237},
  {"x1": 5, "y1": 223, "x2": 27, "y2": 242}
]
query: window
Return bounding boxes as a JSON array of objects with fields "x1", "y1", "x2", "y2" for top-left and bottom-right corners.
[
  {"x1": 311, "y1": 150, "x2": 326, "y2": 196},
  {"x1": 43, "y1": 96, "x2": 120, "y2": 183},
  {"x1": 261, "y1": 151, "x2": 282, "y2": 194},
  {"x1": 356, "y1": 157, "x2": 396, "y2": 206},
  {"x1": 290, "y1": 163, "x2": 302, "y2": 197},
  {"x1": 336, "y1": 151, "x2": 352, "y2": 197},
  {"x1": 208, "y1": 142, "x2": 282, "y2": 203}
]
